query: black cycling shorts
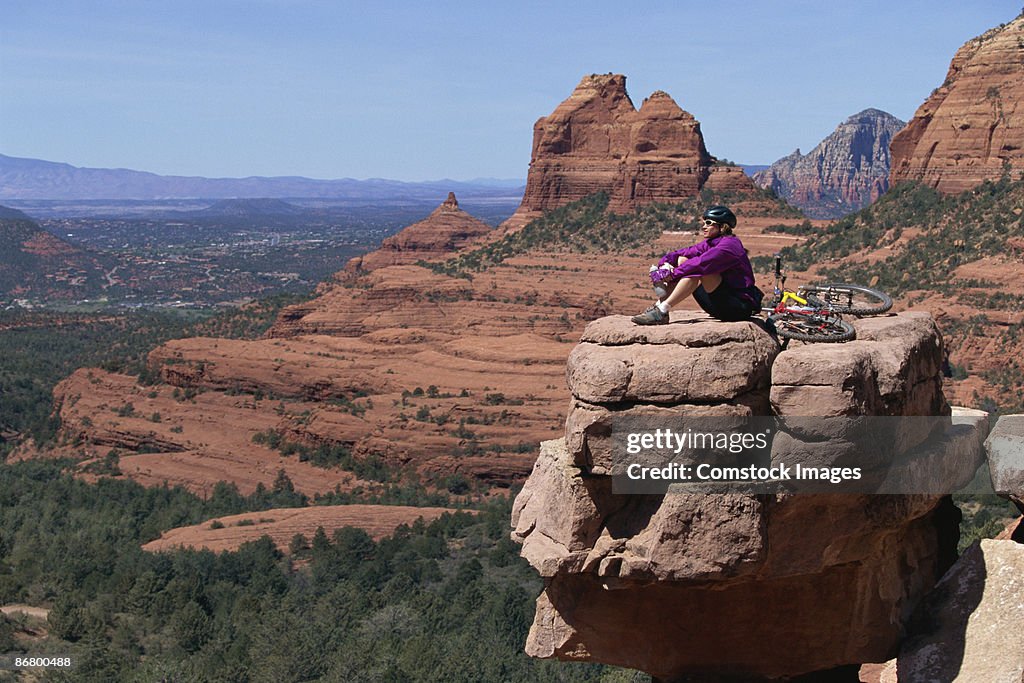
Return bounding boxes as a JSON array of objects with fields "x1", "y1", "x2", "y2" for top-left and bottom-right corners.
[{"x1": 693, "y1": 284, "x2": 755, "y2": 322}]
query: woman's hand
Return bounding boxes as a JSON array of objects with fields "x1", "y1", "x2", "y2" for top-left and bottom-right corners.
[{"x1": 649, "y1": 263, "x2": 674, "y2": 284}]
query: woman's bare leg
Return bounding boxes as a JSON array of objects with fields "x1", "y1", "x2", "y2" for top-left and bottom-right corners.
[{"x1": 659, "y1": 272, "x2": 722, "y2": 307}]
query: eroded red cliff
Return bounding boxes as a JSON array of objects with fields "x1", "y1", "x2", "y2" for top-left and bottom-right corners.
[
  {"x1": 890, "y1": 14, "x2": 1024, "y2": 193},
  {"x1": 43, "y1": 208, "x2": 808, "y2": 497}
]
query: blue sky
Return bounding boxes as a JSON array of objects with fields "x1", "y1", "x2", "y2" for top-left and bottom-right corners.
[{"x1": 2, "y1": 1, "x2": 1020, "y2": 181}]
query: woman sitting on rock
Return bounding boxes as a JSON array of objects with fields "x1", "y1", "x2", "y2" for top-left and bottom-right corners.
[{"x1": 632, "y1": 205, "x2": 763, "y2": 325}]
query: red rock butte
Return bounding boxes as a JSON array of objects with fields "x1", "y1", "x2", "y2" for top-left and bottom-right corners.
[
  {"x1": 890, "y1": 14, "x2": 1024, "y2": 193},
  {"x1": 347, "y1": 192, "x2": 493, "y2": 272},
  {"x1": 505, "y1": 73, "x2": 759, "y2": 228}
]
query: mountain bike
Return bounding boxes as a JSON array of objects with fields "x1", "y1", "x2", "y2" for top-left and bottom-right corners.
[{"x1": 762, "y1": 255, "x2": 891, "y2": 344}]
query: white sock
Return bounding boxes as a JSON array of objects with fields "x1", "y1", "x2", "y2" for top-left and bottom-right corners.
[{"x1": 656, "y1": 301, "x2": 671, "y2": 314}]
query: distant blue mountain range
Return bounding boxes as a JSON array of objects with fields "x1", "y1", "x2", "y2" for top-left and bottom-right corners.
[{"x1": 0, "y1": 154, "x2": 526, "y2": 201}]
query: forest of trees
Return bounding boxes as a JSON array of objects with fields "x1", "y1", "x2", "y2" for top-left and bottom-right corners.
[
  {"x1": 0, "y1": 298, "x2": 643, "y2": 681},
  {"x1": 0, "y1": 460, "x2": 643, "y2": 682}
]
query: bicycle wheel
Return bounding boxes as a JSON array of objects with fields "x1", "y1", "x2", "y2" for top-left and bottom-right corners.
[
  {"x1": 768, "y1": 312, "x2": 856, "y2": 343},
  {"x1": 799, "y1": 283, "x2": 892, "y2": 315}
]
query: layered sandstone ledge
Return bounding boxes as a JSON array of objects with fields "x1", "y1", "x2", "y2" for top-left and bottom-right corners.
[
  {"x1": 49, "y1": 198, "x2": 812, "y2": 496},
  {"x1": 985, "y1": 415, "x2": 1024, "y2": 514},
  {"x1": 512, "y1": 311, "x2": 1000, "y2": 681}
]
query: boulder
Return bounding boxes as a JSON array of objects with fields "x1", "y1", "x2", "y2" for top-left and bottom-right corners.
[
  {"x1": 520, "y1": 454, "x2": 958, "y2": 679},
  {"x1": 566, "y1": 313, "x2": 777, "y2": 405},
  {"x1": 984, "y1": 414, "x2": 1024, "y2": 514},
  {"x1": 511, "y1": 439, "x2": 616, "y2": 577},
  {"x1": 566, "y1": 339, "x2": 775, "y2": 404},
  {"x1": 873, "y1": 419, "x2": 989, "y2": 495},
  {"x1": 771, "y1": 313, "x2": 947, "y2": 418},
  {"x1": 891, "y1": 539, "x2": 1024, "y2": 682},
  {"x1": 565, "y1": 396, "x2": 767, "y2": 473},
  {"x1": 564, "y1": 312, "x2": 778, "y2": 473}
]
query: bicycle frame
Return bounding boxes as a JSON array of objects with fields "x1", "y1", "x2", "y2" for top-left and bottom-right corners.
[
  {"x1": 772, "y1": 291, "x2": 834, "y2": 320},
  {"x1": 777, "y1": 290, "x2": 810, "y2": 310},
  {"x1": 764, "y1": 255, "x2": 821, "y2": 314}
]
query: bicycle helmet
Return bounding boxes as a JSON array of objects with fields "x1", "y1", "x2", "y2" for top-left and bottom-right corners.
[{"x1": 702, "y1": 205, "x2": 737, "y2": 229}]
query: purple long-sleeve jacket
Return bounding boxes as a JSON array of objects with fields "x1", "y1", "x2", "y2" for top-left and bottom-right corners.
[{"x1": 657, "y1": 234, "x2": 758, "y2": 302}]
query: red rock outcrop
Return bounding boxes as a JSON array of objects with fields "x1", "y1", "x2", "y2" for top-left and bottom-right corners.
[
  {"x1": 48, "y1": 368, "x2": 359, "y2": 497},
  {"x1": 347, "y1": 193, "x2": 493, "y2": 272},
  {"x1": 505, "y1": 74, "x2": 762, "y2": 228},
  {"x1": 754, "y1": 109, "x2": 905, "y2": 218},
  {"x1": 890, "y1": 14, "x2": 1024, "y2": 193},
  {"x1": 513, "y1": 312, "x2": 988, "y2": 680}
]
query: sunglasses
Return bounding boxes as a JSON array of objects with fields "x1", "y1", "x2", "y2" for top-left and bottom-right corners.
[{"x1": 702, "y1": 219, "x2": 721, "y2": 227}]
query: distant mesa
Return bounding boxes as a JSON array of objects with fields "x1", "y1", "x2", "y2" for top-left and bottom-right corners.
[
  {"x1": 192, "y1": 198, "x2": 305, "y2": 217},
  {"x1": 504, "y1": 73, "x2": 763, "y2": 228},
  {"x1": 890, "y1": 13, "x2": 1024, "y2": 193},
  {"x1": 753, "y1": 108, "x2": 905, "y2": 219},
  {"x1": 348, "y1": 192, "x2": 493, "y2": 272}
]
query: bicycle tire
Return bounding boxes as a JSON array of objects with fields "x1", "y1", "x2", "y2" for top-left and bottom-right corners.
[
  {"x1": 768, "y1": 312, "x2": 856, "y2": 343},
  {"x1": 799, "y1": 283, "x2": 892, "y2": 315}
]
